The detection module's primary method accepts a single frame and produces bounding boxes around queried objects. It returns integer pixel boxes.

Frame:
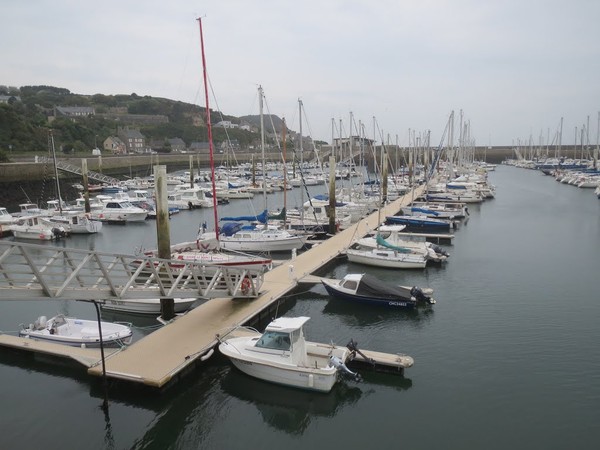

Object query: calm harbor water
[1,165,599,450]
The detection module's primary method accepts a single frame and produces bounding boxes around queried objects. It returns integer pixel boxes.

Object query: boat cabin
[19,203,42,215]
[255,316,310,363]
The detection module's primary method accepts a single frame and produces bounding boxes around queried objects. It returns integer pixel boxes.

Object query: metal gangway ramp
[0,241,264,301]
[38,156,121,185]
[0,241,266,385]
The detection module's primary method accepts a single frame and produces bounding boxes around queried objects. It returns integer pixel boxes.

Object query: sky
[2,0,600,147]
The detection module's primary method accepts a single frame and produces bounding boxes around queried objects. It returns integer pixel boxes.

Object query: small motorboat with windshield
[219,316,363,392]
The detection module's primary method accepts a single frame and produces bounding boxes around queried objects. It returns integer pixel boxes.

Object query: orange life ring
[241,277,251,295]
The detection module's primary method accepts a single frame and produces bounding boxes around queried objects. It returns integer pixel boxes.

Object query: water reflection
[219,368,362,434]
[322,296,434,329]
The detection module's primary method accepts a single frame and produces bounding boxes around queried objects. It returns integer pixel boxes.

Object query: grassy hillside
[0,85,276,158]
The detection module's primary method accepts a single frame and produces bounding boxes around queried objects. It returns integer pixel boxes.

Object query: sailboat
[345,144,428,269]
[355,224,449,264]
[45,131,103,234]
[203,86,306,253]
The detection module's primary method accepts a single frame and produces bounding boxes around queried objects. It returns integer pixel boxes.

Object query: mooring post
[91,300,109,411]
[81,159,91,213]
[189,155,194,188]
[154,165,175,321]
[328,155,336,234]
[382,150,388,205]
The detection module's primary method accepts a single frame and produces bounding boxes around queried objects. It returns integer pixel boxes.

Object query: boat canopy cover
[228,182,241,189]
[312,194,347,207]
[355,274,412,300]
[375,234,412,253]
[220,222,243,236]
[410,207,440,216]
[268,208,286,221]
[221,209,268,223]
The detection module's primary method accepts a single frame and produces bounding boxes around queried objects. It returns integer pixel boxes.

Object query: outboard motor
[410,286,435,304]
[52,227,67,239]
[430,244,450,258]
[330,355,362,382]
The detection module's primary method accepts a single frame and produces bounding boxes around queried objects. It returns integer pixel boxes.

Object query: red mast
[197,17,220,240]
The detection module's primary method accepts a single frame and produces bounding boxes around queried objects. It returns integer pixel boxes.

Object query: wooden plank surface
[81,187,424,387]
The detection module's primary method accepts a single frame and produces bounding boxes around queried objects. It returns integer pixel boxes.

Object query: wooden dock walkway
[87,186,425,387]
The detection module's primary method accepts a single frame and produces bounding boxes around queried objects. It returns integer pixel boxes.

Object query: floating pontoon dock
[1,186,427,388]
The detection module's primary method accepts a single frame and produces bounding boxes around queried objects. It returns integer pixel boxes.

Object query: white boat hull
[346,248,427,269]
[19,315,132,347]
[219,334,346,393]
[220,235,306,252]
[101,297,197,314]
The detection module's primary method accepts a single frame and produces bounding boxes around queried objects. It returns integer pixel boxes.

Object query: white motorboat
[10,215,69,241]
[19,314,132,347]
[94,199,148,223]
[16,202,43,216]
[167,192,192,210]
[219,316,360,392]
[100,297,197,314]
[0,207,17,237]
[47,212,103,234]
[177,186,214,208]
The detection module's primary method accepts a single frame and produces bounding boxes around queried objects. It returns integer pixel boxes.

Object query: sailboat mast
[298,98,304,220]
[282,117,287,214]
[197,17,220,240]
[259,86,267,211]
[49,131,63,214]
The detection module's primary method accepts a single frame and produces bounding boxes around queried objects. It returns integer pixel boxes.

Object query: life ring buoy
[241,277,251,295]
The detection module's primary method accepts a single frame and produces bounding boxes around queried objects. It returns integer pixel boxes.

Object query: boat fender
[200,348,214,361]
[241,277,251,295]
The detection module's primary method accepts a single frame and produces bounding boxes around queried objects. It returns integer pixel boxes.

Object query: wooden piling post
[382,150,388,205]
[81,159,91,213]
[328,156,336,234]
[154,165,175,321]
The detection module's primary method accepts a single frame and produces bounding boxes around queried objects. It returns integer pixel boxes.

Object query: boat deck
[3,187,424,388]
[0,333,121,367]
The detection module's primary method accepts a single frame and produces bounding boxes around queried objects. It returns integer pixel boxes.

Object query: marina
[0,165,599,449]
[0,182,426,387]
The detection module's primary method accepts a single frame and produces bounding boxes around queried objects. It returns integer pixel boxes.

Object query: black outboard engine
[430,244,450,257]
[52,227,66,239]
[410,286,435,304]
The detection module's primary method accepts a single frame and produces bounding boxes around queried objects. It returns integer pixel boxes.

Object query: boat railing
[0,241,265,302]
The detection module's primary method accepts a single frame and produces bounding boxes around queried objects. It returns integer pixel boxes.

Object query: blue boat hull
[322,282,416,309]
[385,215,452,230]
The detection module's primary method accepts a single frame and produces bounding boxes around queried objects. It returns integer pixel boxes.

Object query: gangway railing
[0,241,265,301]
[38,156,121,185]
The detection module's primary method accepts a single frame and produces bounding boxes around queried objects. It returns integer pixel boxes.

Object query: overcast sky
[3,0,600,146]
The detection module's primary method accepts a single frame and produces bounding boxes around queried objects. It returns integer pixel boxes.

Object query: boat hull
[220,236,306,252]
[101,298,196,314]
[346,248,427,269]
[19,316,132,347]
[322,281,417,308]
[219,336,341,393]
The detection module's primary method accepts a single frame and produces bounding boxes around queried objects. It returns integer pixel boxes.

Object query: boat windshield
[255,330,291,351]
